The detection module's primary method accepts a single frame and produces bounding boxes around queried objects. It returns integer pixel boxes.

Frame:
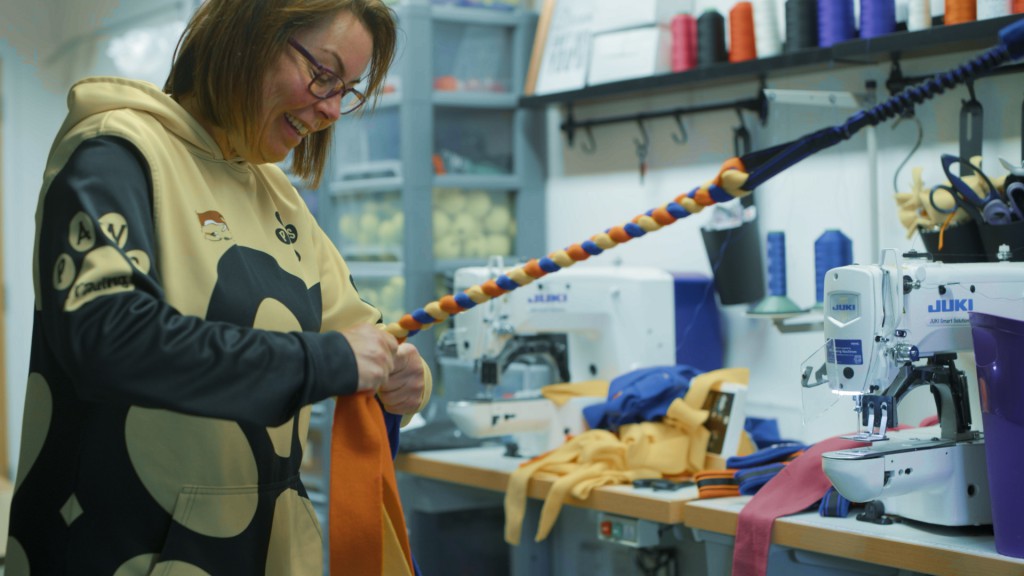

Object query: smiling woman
[174,10,375,167]
[165,0,396,188]
[7,1,431,576]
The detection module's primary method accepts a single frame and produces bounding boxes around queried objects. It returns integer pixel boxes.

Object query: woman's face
[230,10,373,164]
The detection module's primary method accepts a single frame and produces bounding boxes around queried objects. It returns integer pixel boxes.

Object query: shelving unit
[313,2,544,368]
[520,15,1024,109]
[297,3,544,573]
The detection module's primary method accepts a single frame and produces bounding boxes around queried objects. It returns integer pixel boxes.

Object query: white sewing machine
[817,250,1024,526]
[444,265,677,456]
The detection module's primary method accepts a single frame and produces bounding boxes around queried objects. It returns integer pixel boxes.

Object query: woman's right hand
[341,324,398,394]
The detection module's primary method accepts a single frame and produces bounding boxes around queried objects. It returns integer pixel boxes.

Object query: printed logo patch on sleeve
[64,246,135,312]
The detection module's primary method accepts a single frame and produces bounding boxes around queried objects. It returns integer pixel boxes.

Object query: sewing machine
[444,265,677,456]
[817,251,1024,526]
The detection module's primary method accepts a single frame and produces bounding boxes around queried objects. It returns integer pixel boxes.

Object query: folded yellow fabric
[504,429,661,545]
[663,367,749,473]
[620,421,691,476]
[505,430,601,544]
[540,380,610,407]
[504,367,753,545]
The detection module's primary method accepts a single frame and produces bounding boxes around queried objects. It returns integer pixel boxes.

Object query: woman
[7,1,429,574]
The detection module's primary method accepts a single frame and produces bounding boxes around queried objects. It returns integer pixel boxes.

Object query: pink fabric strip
[732,436,867,576]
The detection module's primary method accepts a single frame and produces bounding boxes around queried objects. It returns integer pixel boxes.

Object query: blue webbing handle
[740,17,1024,192]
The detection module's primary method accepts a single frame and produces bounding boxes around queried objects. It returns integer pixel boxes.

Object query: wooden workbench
[396,446,1024,576]
[684,496,1024,576]
[396,445,695,525]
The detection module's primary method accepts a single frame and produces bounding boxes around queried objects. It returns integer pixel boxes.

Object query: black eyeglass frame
[287,37,366,115]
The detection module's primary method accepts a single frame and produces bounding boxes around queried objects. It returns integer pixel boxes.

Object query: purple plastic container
[970,311,1024,558]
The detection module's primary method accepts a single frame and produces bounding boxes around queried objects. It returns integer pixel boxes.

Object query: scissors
[929,154,1013,226]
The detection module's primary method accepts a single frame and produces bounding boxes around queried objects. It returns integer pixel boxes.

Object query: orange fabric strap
[329,393,413,575]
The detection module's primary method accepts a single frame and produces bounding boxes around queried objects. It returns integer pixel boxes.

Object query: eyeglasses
[288,38,366,115]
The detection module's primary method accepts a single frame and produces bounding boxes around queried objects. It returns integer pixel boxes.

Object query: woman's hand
[341,324,398,394]
[378,343,425,414]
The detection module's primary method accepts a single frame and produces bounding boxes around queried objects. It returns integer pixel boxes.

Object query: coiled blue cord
[740,17,1024,191]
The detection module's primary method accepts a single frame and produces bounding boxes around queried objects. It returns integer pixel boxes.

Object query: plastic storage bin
[433,109,514,175]
[352,275,406,324]
[333,190,403,261]
[432,21,513,92]
[432,188,516,260]
[333,106,401,180]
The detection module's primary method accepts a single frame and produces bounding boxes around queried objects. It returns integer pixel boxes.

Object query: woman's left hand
[378,343,425,414]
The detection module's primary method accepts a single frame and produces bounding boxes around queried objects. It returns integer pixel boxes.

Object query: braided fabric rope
[384,157,751,341]
[381,22,1024,342]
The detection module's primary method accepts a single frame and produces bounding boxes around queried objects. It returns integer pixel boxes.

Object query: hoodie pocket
[150,483,322,576]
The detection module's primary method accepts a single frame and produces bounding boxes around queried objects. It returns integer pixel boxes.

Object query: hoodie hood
[52,76,224,162]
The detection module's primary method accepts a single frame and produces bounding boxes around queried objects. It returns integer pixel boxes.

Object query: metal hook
[733,108,751,157]
[634,119,650,184]
[735,107,747,130]
[580,126,597,154]
[634,119,650,153]
[671,113,688,144]
[965,78,978,103]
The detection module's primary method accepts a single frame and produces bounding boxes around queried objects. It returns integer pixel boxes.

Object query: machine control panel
[596,513,660,548]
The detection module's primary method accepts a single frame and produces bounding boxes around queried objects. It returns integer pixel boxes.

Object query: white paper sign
[529,0,594,96]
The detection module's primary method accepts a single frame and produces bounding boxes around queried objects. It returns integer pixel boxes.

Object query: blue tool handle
[999,16,1024,59]
[1006,181,1024,220]
[940,154,999,205]
[983,200,1013,226]
[930,184,986,225]
[940,154,1015,225]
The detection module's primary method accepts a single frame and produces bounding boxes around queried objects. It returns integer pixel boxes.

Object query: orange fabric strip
[329,395,414,575]
[381,453,414,572]
[330,393,384,575]
[698,485,741,499]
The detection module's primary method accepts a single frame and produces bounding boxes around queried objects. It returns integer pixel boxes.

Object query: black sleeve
[38,136,357,426]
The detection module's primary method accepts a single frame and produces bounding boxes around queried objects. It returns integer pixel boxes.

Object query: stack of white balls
[353,275,406,325]
[336,193,404,260]
[432,188,515,260]
[333,188,516,323]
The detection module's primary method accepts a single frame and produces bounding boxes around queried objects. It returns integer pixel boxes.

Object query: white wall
[545,50,1022,444]
[1,0,189,478]
[1,38,68,482]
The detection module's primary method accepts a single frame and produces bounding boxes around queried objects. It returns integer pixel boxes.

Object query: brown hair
[164,0,397,189]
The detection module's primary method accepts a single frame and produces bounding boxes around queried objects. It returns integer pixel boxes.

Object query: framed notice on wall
[524,0,595,96]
